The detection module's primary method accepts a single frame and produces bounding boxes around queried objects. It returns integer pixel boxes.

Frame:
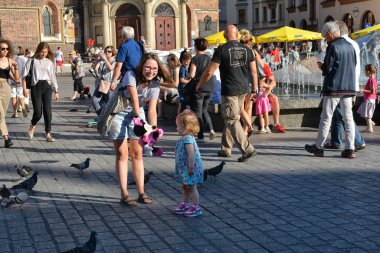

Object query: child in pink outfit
[358,64,377,133]
[255,82,271,134]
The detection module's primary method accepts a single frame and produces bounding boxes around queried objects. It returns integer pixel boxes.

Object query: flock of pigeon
[0,158,92,209]
[0,165,37,209]
[0,157,225,252]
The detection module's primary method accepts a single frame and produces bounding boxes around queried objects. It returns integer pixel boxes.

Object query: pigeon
[11,171,39,190]
[70,158,91,173]
[61,231,97,253]
[15,165,33,178]
[0,184,11,200]
[203,161,225,181]
[129,171,154,185]
[69,107,79,112]
[4,192,29,208]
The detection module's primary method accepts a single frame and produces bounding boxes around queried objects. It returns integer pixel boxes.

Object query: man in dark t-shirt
[196,24,258,162]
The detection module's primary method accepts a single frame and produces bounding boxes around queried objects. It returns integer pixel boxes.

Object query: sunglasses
[1,48,9,51]
[106,50,112,53]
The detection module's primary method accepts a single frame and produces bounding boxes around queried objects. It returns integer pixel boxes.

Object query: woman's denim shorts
[108,107,146,140]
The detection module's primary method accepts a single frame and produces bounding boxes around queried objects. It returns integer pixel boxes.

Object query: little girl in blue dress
[174,110,204,217]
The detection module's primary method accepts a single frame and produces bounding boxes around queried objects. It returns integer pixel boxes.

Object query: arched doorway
[289,20,296,28]
[115,3,141,47]
[362,10,375,29]
[155,3,176,51]
[342,13,354,34]
[300,19,307,30]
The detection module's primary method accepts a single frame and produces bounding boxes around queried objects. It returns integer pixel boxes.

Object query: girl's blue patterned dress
[175,135,204,185]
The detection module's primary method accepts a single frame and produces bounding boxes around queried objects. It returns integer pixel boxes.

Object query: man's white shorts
[10,84,24,98]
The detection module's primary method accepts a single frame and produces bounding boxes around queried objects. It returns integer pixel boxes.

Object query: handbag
[25,58,34,89]
[98,63,111,94]
[97,84,130,136]
[98,80,110,94]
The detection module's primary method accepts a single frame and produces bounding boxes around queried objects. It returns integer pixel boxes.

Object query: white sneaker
[265,127,272,133]
[209,131,216,140]
[259,128,267,134]
[371,120,376,127]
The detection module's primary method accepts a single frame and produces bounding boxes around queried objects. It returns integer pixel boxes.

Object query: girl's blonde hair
[167,53,181,68]
[177,109,200,135]
[365,64,377,74]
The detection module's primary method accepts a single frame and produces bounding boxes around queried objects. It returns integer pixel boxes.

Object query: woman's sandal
[120,195,137,207]
[28,126,35,140]
[12,114,19,118]
[137,194,152,204]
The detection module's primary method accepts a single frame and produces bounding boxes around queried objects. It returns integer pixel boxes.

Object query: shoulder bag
[98,64,110,94]
[97,84,130,136]
[25,59,34,89]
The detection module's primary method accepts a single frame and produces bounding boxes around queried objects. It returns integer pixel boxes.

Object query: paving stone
[0,75,380,252]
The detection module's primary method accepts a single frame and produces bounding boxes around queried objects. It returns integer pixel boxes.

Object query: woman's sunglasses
[1,48,9,51]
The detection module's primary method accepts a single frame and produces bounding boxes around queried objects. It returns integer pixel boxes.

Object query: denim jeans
[331,105,365,147]
[190,91,214,139]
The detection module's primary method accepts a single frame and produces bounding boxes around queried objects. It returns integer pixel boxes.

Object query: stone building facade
[0,0,219,60]
[285,0,379,34]
[219,0,379,36]
[88,0,219,51]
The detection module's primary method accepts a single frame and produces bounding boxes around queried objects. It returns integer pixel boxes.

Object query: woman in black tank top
[0,38,20,148]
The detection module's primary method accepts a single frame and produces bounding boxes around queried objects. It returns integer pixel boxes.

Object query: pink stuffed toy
[132,117,164,156]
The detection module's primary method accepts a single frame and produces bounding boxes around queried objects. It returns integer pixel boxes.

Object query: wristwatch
[252,89,258,94]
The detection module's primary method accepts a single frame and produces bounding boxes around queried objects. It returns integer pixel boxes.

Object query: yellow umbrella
[351,23,380,39]
[256,26,322,43]
[204,31,255,45]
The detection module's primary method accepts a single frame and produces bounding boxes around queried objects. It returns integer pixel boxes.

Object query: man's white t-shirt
[55,51,63,61]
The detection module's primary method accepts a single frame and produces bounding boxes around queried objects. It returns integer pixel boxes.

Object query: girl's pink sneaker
[173,202,190,214]
[183,204,203,217]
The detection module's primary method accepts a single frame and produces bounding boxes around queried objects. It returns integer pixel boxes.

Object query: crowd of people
[0,21,377,217]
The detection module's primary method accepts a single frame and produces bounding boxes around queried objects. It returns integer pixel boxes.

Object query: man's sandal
[120,195,137,207]
[137,194,152,204]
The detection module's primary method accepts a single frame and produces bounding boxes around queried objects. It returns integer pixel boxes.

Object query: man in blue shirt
[110,26,143,89]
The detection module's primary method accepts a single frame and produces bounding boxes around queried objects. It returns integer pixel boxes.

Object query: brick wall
[188,0,220,34]
[0,0,74,62]
[0,8,40,50]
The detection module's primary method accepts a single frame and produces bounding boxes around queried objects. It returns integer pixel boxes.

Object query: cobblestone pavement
[1,75,379,253]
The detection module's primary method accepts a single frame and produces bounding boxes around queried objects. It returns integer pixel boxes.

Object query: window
[343,13,354,34]
[309,0,316,20]
[289,0,295,7]
[263,7,267,22]
[300,0,307,6]
[238,9,246,24]
[300,19,307,30]
[362,10,375,29]
[271,8,276,21]
[43,7,52,36]
[289,20,296,27]
[279,4,283,20]
[155,3,175,16]
[255,8,259,23]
